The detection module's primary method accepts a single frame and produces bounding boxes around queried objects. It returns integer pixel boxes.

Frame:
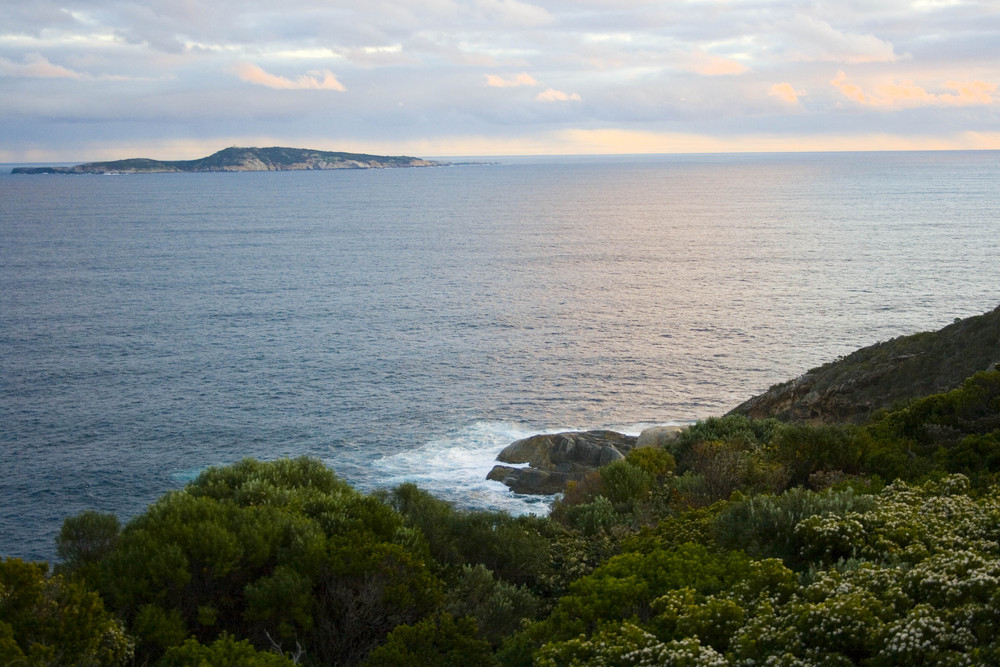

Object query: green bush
[82,457,441,665]
[626,447,677,479]
[766,423,869,487]
[0,557,132,665]
[533,543,752,642]
[443,564,541,647]
[385,483,552,588]
[713,486,875,565]
[601,460,655,506]
[671,415,782,471]
[157,633,297,666]
[562,496,620,536]
[56,510,121,579]
[362,613,496,667]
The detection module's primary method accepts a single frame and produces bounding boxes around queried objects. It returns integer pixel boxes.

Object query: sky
[2,0,999,161]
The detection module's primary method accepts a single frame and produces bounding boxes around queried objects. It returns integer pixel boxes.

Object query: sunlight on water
[2,152,999,560]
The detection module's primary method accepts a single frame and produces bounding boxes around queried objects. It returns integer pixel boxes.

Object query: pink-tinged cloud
[832,71,996,108]
[687,51,749,77]
[536,88,581,102]
[485,72,538,87]
[769,82,805,103]
[0,54,85,79]
[233,62,346,91]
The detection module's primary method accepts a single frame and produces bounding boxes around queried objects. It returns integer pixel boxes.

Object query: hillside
[11,146,444,174]
[728,304,1000,424]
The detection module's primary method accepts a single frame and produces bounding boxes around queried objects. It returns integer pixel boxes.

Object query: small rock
[636,425,685,449]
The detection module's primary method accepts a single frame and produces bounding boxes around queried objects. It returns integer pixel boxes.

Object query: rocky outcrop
[728,304,1000,424]
[487,429,655,495]
[636,425,684,449]
[12,146,445,174]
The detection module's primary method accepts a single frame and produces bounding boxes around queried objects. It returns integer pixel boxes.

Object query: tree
[0,557,132,665]
[79,457,441,665]
[157,633,298,667]
[362,614,496,667]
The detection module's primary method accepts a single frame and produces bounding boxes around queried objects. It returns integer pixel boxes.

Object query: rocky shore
[489,304,1000,496]
[487,425,684,495]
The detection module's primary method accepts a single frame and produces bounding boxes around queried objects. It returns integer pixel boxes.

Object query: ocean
[2,151,999,561]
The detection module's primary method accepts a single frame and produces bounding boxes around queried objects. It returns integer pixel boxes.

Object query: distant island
[10,146,446,174]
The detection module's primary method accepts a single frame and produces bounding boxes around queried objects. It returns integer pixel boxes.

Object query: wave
[362,419,692,516]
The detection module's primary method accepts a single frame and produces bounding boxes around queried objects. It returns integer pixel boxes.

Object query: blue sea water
[2,151,999,562]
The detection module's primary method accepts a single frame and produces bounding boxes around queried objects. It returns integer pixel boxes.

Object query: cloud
[485,72,538,87]
[831,71,996,108]
[769,82,805,104]
[0,53,85,79]
[686,51,749,77]
[233,63,346,91]
[787,15,900,64]
[475,0,553,27]
[536,88,581,102]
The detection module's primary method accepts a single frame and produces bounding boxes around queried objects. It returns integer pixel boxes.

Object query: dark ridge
[727,304,1000,424]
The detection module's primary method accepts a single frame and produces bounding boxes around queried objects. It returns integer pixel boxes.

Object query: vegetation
[5,370,1000,665]
[12,146,441,174]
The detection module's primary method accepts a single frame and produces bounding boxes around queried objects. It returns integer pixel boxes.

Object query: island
[10,146,446,174]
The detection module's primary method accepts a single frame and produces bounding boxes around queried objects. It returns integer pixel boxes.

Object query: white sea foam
[364,420,693,516]
[366,421,546,515]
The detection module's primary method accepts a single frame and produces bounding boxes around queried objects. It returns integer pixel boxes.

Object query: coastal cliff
[11,146,444,174]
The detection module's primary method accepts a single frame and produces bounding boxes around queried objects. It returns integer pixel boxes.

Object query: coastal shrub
[0,557,132,665]
[157,633,297,666]
[385,483,552,588]
[536,622,728,667]
[621,503,725,555]
[541,530,622,597]
[361,613,496,667]
[562,495,621,536]
[863,370,1000,482]
[648,588,745,652]
[713,486,875,565]
[85,457,442,665]
[557,470,604,509]
[56,510,121,579]
[766,423,868,487]
[626,446,677,479]
[943,431,1000,477]
[687,440,752,501]
[671,415,781,471]
[601,460,655,507]
[534,543,753,642]
[443,564,541,647]
[552,461,658,531]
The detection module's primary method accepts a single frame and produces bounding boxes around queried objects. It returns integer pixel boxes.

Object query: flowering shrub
[536,623,727,667]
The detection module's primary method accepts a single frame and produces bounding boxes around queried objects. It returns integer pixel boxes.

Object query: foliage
[55,511,120,579]
[713,486,876,565]
[531,543,753,643]
[536,622,727,667]
[601,460,656,507]
[19,368,1000,667]
[765,424,869,487]
[670,415,782,470]
[864,370,1000,482]
[442,564,541,647]
[626,446,677,478]
[71,457,441,665]
[0,557,132,666]
[361,613,496,667]
[383,483,552,589]
[157,633,298,666]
